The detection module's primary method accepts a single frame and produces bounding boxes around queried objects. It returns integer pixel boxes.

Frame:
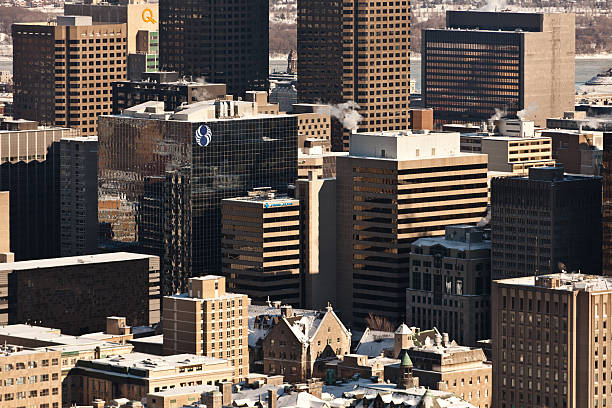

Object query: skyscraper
[336,131,488,325]
[602,133,612,276]
[98,99,297,295]
[298,1,411,151]
[492,273,612,408]
[491,167,601,280]
[422,11,575,126]
[12,16,127,137]
[159,0,269,97]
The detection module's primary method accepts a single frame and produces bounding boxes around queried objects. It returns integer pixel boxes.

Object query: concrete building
[297,1,411,151]
[163,276,249,382]
[127,29,159,80]
[253,304,351,382]
[0,119,79,261]
[336,131,488,325]
[64,0,158,54]
[407,226,491,346]
[59,136,98,256]
[423,11,575,126]
[159,0,268,97]
[222,190,300,306]
[491,167,602,279]
[604,133,612,276]
[293,104,332,150]
[297,142,345,180]
[0,252,160,333]
[112,72,227,113]
[410,108,434,131]
[296,174,337,310]
[0,191,14,262]
[99,98,298,295]
[407,337,492,408]
[0,344,62,408]
[12,17,127,137]
[540,128,603,175]
[71,352,234,404]
[492,273,612,407]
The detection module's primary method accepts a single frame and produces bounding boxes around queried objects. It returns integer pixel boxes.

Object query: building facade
[98,99,297,295]
[540,128,603,176]
[0,191,12,262]
[162,276,249,382]
[221,190,300,306]
[422,11,575,126]
[0,119,79,261]
[297,1,411,151]
[492,273,612,408]
[407,225,491,346]
[0,345,62,408]
[336,131,488,325]
[604,133,612,275]
[159,0,268,97]
[59,136,98,256]
[0,252,160,334]
[491,167,602,279]
[12,17,127,137]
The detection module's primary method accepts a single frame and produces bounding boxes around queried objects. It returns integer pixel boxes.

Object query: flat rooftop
[88,352,228,371]
[411,236,490,251]
[497,273,612,292]
[0,252,156,272]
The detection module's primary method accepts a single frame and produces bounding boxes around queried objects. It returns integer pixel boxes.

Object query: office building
[221,189,300,306]
[159,0,268,97]
[71,352,234,404]
[540,128,603,175]
[491,167,602,279]
[0,119,79,261]
[98,99,297,295]
[298,143,346,180]
[163,276,249,381]
[407,225,491,346]
[0,252,160,334]
[64,0,158,54]
[60,136,98,256]
[603,133,612,276]
[492,273,612,408]
[422,11,575,126]
[112,72,227,113]
[0,191,14,262]
[0,345,62,408]
[546,110,612,133]
[12,17,127,137]
[336,131,488,325]
[127,29,159,80]
[296,174,337,309]
[407,336,492,408]
[250,304,351,382]
[297,1,411,151]
[293,104,332,150]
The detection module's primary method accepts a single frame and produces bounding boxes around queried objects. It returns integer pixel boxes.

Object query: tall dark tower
[159,0,269,97]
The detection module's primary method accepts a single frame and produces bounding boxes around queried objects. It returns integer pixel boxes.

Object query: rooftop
[147,384,218,397]
[498,273,612,293]
[87,352,228,371]
[0,252,156,272]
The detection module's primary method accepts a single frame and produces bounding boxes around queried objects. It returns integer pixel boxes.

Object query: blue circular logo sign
[195,125,212,147]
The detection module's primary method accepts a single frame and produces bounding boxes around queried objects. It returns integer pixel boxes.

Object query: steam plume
[317,101,364,131]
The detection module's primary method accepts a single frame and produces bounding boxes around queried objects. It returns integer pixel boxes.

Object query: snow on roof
[355,328,394,358]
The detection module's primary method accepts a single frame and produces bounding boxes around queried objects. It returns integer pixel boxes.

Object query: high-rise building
[422,11,575,126]
[0,191,14,262]
[296,173,337,309]
[297,1,411,151]
[336,131,488,325]
[127,29,159,80]
[491,167,602,279]
[603,133,612,275]
[492,273,612,408]
[407,225,491,346]
[59,136,98,257]
[98,99,297,295]
[0,118,79,261]
[540,128,603,176]
[0,252,160,333]
[159,0,268,97]
[163,276,249,381]
[12,16,127,137]
[221,189,300,306]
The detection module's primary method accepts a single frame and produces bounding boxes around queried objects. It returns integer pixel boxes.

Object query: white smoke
[517,102,538,120]
[317,101,364,131]
[488,107,507,124]
[480,0,508,11]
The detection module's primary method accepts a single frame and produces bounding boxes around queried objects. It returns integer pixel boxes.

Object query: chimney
[435,333,442,347]
[220,381,232,406]
[442,333,449,347]
[268,389,277,408]
[92,400,105,408]
[205,391,223,408]
[280,305,293,318]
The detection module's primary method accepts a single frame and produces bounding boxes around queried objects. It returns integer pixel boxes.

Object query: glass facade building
[98,109,297,295]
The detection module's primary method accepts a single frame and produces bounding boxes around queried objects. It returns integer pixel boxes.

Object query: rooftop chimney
[268,389,278,408]
[280,305,294,318]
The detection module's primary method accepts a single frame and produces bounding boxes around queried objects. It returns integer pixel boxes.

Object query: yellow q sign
[142,8,156,24]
